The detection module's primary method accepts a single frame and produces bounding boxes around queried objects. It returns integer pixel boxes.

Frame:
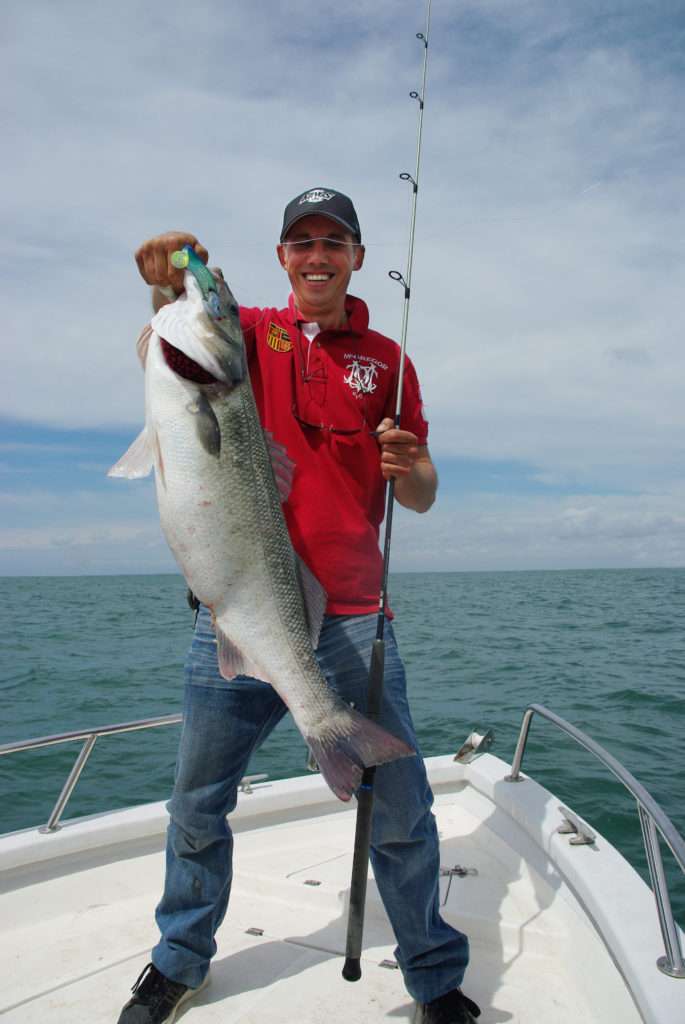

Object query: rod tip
[342,957,362,982]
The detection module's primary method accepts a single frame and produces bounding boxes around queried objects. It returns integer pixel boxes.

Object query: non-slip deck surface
[0,782,642,1023]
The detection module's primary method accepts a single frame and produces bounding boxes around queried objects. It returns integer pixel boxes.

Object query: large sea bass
[109,247,413,800]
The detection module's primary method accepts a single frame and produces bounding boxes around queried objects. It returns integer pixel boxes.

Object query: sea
[1,568,683,927]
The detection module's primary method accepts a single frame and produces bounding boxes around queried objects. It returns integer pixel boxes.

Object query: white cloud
[0,510,173,576]
[393,488,685,572]
[2,1,684,573]
[1,522,162,552]
[3,481,683,577]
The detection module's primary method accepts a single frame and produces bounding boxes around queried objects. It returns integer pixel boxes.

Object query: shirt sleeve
[239,306,265,359]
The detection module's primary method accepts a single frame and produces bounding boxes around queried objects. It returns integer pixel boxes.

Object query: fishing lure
[171,245,238,340]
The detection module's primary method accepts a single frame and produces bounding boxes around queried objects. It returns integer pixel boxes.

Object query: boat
[0,703,683,1023]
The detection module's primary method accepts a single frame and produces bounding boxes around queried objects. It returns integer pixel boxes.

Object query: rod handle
[343,772,376,981]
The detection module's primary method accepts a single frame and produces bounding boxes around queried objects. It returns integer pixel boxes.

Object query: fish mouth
[160,338,219,384]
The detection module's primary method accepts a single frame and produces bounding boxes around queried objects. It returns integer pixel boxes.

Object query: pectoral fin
[189,392,221,457]
[107,426,154,479]
[136,324,153,368]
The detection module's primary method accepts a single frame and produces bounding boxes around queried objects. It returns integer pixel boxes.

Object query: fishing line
[343,0,433,984]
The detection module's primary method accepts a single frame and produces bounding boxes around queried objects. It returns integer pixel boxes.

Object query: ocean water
[0,569,683,927]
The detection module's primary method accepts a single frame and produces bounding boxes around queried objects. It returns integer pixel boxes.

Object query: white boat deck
[1,755,683,1023]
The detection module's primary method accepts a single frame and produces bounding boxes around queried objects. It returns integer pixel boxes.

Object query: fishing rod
[343,0,433,984]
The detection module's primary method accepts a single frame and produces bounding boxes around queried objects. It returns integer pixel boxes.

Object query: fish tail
[306,709,414,803]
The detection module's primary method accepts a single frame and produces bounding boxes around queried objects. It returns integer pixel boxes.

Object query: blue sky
[3,0,685,575]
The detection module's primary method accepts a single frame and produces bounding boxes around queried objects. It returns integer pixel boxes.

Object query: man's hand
[375,418,438,513]
[135,231,209,295]
[375,418,419,480]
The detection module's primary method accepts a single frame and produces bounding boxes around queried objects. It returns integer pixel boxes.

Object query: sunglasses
[282,236,362,253]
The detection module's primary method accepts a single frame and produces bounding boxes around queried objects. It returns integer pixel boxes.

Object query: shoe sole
[165,972,210,1024]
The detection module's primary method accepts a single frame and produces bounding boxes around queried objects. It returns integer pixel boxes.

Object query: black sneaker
[414,987,482,1024]
[117,963,208,1023]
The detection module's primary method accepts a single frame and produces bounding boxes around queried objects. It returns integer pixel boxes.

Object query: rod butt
[342,957,362,982]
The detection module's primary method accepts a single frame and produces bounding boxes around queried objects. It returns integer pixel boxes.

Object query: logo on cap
[299,189,335,205]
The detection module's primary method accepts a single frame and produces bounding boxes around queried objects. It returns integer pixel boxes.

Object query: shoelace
[131,963,155,994]
[130,963,186,1008]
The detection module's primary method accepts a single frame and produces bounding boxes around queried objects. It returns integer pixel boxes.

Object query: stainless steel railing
[3,703,683,979]
[0,713,182,833]
[506,703,685,980]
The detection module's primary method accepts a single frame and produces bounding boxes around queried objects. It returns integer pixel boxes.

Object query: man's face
[277,213,365,317]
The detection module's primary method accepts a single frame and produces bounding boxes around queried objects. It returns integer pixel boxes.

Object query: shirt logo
[344,358,379,396]
[299,189,335,205]
[266,323,293,353]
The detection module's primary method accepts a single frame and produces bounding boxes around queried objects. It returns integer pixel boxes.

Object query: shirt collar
[285,293,369,335]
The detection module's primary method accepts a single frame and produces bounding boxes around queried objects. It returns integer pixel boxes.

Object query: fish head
[150,269,246,388]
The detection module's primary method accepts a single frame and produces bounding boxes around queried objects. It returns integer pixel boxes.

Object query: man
[119,188,479,1024]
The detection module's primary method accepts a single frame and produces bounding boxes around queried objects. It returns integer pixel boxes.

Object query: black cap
[280,187,362,243]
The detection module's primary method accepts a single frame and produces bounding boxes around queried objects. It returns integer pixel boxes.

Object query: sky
[2,0,685,576]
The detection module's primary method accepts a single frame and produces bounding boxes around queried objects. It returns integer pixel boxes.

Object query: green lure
[171,246,217,302]
[171,245,234,327]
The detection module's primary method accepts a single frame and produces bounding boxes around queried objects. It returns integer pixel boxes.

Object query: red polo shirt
[239,294,429,615]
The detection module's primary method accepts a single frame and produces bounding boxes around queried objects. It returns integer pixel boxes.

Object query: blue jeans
[152,607,469,1002]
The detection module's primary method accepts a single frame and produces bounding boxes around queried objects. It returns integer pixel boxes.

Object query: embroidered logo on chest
[343,354,387,396]
[266,323,293,353]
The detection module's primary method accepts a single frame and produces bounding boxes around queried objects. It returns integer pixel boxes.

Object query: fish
[109,247,414,801]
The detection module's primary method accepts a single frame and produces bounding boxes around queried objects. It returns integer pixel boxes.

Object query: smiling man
[278,210,362,327]
[120,188,479,1024]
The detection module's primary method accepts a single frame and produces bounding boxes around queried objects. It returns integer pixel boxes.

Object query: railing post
[638,806,685,978]
[39,734,98,834]
[505,707,535,782]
